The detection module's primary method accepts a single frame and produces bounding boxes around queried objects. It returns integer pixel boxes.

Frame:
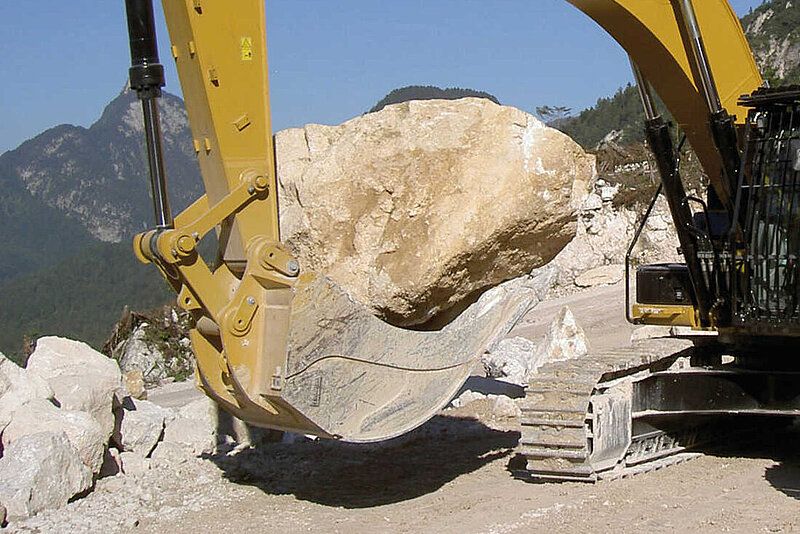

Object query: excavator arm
[124,0,763,441]
[567,0,762,208]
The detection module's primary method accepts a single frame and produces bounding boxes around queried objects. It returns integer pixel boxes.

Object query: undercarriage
[517,335,800,482]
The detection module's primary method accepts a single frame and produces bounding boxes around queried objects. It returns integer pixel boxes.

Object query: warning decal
[240,37,253,61]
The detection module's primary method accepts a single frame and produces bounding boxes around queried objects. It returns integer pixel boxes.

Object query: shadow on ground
[685,418,800,500]
[208,414,519,508]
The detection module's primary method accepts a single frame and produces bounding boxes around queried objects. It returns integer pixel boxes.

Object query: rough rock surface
[0,352,54,432]
[3,399,107,475]
[574,264,623,288]
[531,186,681,297]
[26,337,123,439]
[483,306,588,385]
[0,432,92,519]
[157,397,217,457]
[481,336,538,386]
[276,97,595,326]
[114,397,171,458]
[115,324,168,385]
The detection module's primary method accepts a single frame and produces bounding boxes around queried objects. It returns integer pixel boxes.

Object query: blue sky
[0,0,763,154]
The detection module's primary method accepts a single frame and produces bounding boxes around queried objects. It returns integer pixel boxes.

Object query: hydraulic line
[125,0,173,230]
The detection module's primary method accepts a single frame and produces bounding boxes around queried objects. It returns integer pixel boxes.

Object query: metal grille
[731,102,800,327]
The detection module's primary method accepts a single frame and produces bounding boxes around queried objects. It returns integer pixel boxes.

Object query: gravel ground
[6,282,800,533]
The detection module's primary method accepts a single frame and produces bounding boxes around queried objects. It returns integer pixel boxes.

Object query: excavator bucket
[192,273,536,442]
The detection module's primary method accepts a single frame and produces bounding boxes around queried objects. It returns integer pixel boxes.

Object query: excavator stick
[124,0,536,442]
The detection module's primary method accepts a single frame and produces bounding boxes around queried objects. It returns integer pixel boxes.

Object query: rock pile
[275,97,595,327]
[103,305,194,387]
[482,305,589,386]
[0,338,240,525]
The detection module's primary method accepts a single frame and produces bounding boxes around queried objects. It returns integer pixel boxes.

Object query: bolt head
[247,296,256,306]
[287,260,300,275]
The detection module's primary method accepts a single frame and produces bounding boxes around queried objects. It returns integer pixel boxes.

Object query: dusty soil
[8,282,800,533]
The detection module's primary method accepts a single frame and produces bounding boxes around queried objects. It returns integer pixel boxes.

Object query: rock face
[276,98,595,326]
[26,337,123,439]
[0,432,92,519]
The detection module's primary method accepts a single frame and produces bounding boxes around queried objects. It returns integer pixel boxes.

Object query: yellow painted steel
[566,0,762,207]
[631,303,699,327]
[161,0,279,267]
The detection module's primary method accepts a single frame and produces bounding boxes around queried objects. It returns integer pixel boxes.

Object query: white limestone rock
[2,399,107,475]
[0,352,54,432]
[481,336,538,386]
[276,98,595,327]
[533,306,589,365]
[0,432,92,519]
[118,451,151,476]
[574,264,623,288]
[483,306,588,386]
[116,324,168,386]
[490,395,522,418]
[114,397,170,458]
[26,337,123,440]
[159,397,217,456]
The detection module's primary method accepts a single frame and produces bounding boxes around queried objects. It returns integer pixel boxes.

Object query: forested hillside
[369,85,500,113]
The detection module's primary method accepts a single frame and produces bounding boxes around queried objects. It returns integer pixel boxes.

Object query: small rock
[0,432,92,519]
[0,502,6,527]
[450,389,487,408]
[161,416,216,456]
[532,306,589,366]
[482,336,538,386]
[123,369,147,400]
[582,192,603,211]
[115,397,170,457]
[490,395,522,418]
[119,451,151,476]
[26,337,123,440]
[600,184,620,202]
[574,264,623,288]
[3,399,107,475]
[150,441,189,468]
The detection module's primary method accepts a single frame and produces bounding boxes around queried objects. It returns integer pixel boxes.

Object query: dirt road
[130,282,799,534]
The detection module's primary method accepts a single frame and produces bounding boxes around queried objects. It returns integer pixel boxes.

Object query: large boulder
[26,337,123,439]
[0,352,54,432]
[0,432,92,519]
[3,399,107,475]
[276,97,595,326]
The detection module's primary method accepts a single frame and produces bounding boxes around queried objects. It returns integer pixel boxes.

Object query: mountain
[0,88,203,244]
[558,0,800,150]
[741,0,800,85]
[0,88,202,361]
[369,85,500,113]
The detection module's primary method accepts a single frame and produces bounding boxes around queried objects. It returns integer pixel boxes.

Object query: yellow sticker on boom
[240,37,253,61]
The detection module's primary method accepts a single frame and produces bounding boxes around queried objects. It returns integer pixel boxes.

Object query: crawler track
[516,344,698,482]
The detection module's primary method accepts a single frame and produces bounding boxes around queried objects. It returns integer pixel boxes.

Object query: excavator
[123,0,800,481]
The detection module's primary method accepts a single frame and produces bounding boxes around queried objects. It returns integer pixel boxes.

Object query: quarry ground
[11,283,800,533]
